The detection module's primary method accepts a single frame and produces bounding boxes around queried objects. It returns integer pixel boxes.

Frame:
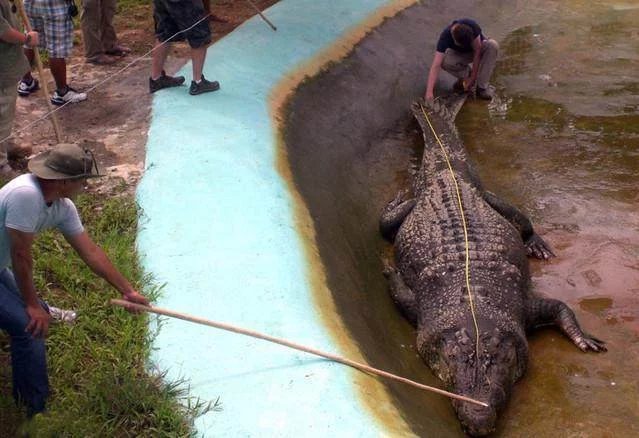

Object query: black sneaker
[149,71,185,93]
[189,75,220,95]
[476,87,494,100]
[17,78,39,97]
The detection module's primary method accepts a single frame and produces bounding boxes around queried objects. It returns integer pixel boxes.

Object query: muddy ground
[0,0,278,431]
[9,0,279,193]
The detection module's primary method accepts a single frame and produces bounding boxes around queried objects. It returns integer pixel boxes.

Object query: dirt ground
[1,1,279,432]
[9,0,279,194]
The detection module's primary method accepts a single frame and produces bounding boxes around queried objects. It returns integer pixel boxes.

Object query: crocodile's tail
[410,96,473,194]
[411,97,468,159]
[411,94,467,130]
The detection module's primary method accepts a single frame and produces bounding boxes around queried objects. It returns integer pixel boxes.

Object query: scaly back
[410,98,483,196]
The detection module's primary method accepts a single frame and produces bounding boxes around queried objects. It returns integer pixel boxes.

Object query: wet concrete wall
[282,1,517,435]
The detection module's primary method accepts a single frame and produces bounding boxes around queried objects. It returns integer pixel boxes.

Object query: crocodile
[379,97,606,436]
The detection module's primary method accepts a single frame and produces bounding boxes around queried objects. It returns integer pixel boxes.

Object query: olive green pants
[442,39,499,89]
[0,85,17,167]
[80,0,118,59]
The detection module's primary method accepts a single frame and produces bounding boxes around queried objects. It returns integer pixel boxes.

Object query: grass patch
[116,0,150,13]
[0,187,217,437]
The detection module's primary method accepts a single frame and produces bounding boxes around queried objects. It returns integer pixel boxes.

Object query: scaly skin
[380,97,605,436]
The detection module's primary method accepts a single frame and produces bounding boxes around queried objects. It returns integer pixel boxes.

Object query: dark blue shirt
[436,18,484,53]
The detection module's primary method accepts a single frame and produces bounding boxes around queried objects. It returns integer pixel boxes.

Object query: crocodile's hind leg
[380,190,416,241]
[383,261,417,327]
[526,298,606,352]
[482,191,555,260]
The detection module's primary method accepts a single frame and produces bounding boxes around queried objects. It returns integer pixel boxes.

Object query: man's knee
[482,38,499,53]
[2,310,30,336]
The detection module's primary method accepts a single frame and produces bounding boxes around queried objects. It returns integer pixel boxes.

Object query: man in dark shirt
[425,18,499,100]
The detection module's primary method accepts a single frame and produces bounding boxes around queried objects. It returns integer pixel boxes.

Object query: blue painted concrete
[138,1,404,435]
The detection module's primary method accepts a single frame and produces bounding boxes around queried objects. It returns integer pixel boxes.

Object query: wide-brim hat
[28,143,104,180]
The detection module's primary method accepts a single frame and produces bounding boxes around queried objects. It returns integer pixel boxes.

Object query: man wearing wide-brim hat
[0,143,148,417]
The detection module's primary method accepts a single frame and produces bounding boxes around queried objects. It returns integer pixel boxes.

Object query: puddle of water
[285,0,639,434]
[455,0,639,434]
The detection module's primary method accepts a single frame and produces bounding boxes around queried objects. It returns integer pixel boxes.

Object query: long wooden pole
[14,0,63,143]
[110,299,488,408]
[244,0,277,31]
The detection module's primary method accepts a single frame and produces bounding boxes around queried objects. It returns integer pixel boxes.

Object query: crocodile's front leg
[383,261,417,326]
[380,190,416,241]
[483,191,555,260]
[526,298,606,352]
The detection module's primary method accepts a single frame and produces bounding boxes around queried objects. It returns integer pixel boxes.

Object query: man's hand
[121,290,150,313]
[25,304,50,338]
[463,75,476,92]
[123,290,149,305]
[25,31,39,48]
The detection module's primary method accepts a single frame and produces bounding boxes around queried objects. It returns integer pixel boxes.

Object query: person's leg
[101,0,128,55]
[188,44,219,95]
[476,39,499,90]
[49,58,67,91]
[0,86,17,168]
[441,48,473,79]
[0,269,49,416]
[191,46,206,82]
[80,0,105,59]
[22,50,35,83]
[177,0,219,94]
[148,0,189,92]
[18,13,44,94]
[151,41,171,80]
[46,13,87,104]
[43,11,72,91]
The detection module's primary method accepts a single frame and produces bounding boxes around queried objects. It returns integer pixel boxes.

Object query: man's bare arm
[425,51,445,100]
[0,28,39,47]
[65,231,148,305]
[466,36,482,89]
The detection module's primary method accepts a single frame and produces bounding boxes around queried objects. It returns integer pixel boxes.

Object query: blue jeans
[0,268,49,416]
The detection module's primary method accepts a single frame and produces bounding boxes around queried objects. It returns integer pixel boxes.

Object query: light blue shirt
[0,174,83,269]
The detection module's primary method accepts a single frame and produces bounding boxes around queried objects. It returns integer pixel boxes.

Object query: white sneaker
[48,306,77,324]
[17,78,39,96]
[51,86,87,106]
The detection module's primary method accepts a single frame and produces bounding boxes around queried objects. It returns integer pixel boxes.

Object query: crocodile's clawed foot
[575,333,607,352]
[389,189,410,208]
[525,233,555,260]
[382,259,396,278]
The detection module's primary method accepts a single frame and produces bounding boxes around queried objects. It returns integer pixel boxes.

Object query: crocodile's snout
[455,402,497,437]
[437,329,521,435]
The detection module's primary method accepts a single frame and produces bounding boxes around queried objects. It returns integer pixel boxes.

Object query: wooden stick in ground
[110,298,489,408]
[14,0,62,143]
[243,0,277,31]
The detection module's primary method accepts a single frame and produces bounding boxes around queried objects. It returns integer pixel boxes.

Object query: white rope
[0,12,211,146]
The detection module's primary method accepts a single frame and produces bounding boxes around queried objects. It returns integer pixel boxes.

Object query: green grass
[0,188,218,437]
[116,0,150,14]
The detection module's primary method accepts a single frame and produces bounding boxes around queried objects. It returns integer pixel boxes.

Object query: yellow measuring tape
[419,103,481,360]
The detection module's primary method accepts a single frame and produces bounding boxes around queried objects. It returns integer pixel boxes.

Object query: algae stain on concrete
[270,1,419,435]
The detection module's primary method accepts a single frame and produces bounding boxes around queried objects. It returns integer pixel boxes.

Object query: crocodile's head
[430,327,526,436]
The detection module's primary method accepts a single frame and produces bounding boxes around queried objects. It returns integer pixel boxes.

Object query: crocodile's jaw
[427,328,526,436]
